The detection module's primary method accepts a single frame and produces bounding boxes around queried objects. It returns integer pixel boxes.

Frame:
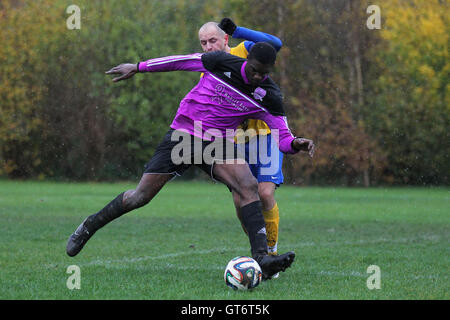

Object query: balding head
[198,21,229,53]
[199,22,226,37]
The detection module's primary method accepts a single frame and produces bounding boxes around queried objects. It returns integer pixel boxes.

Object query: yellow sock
[263,202,280,255]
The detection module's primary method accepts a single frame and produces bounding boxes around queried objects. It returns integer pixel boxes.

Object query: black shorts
[144,128,245,179]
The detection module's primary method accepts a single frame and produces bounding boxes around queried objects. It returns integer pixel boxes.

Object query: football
[224,256,262,290]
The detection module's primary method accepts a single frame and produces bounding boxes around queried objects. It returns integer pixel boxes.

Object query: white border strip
[145,54,202,67]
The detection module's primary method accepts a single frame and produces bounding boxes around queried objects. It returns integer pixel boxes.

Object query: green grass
[0,180,448,299]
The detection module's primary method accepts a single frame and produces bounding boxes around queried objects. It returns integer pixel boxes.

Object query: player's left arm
[105,53,207,82]
[219,18,283,52]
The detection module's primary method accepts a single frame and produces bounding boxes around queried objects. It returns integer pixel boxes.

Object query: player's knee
[124,189,151,209]
[258,185,274,203]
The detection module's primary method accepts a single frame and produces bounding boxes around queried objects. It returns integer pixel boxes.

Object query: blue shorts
[243,133,284,186]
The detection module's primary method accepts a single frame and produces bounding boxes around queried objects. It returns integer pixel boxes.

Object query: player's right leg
[253,133,284,256]
[66,173,172,257]
[212,161,295,280]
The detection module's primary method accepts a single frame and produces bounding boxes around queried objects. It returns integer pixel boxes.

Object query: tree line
[0,0,448,185]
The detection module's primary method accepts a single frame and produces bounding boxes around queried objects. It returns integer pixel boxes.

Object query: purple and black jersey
[138,51,298,154]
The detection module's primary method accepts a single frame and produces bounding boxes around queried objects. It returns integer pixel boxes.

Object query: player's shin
[263,202,279,255]
[239,200,268,259]
[84,192,128,233]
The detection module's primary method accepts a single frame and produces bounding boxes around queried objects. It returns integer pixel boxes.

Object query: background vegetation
[0,0,448,185]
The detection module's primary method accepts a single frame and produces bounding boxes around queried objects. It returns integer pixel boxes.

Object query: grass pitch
[0,180,448,300]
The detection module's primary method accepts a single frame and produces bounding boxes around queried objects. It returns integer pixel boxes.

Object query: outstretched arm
[105,53,207,82]
[219,18,283,51]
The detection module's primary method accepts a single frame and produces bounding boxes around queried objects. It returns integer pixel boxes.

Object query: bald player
[198,19,285,257]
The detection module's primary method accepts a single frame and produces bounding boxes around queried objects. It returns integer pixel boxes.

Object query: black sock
[240,201,268,259]
[84,192,128,233]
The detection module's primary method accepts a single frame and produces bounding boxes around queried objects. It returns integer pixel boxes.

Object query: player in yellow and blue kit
[198,18,284,257]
